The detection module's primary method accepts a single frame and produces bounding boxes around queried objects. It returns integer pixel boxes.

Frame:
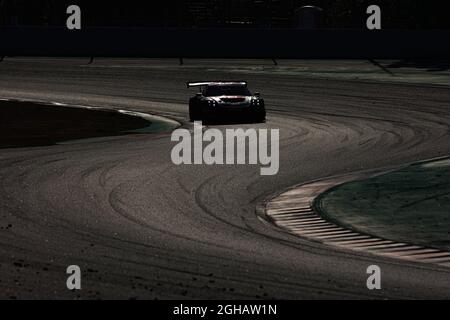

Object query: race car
[187,81,266,123]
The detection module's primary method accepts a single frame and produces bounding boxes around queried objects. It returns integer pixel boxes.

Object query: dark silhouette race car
[187,81,266,123]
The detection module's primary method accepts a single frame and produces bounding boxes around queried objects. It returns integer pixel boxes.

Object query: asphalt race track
[0,58,449,299]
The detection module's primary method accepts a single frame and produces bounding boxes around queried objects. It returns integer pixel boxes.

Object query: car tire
[189,111,202,122]
[189,102,202,122]
[255,111,266,123]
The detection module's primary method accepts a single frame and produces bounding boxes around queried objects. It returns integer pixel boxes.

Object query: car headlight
[251,99,261,106]
[207,100,217,107]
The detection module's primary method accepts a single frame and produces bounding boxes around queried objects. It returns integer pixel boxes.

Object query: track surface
[0,59,449,299]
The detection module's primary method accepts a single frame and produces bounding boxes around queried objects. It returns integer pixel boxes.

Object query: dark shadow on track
[0,101,153,148]
[387,59,450,72]
[199,117,266,126]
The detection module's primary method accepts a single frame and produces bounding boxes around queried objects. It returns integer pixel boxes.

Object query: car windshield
[203,85,252,97]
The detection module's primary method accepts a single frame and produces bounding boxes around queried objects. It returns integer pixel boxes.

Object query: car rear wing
[186,81,247,89]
